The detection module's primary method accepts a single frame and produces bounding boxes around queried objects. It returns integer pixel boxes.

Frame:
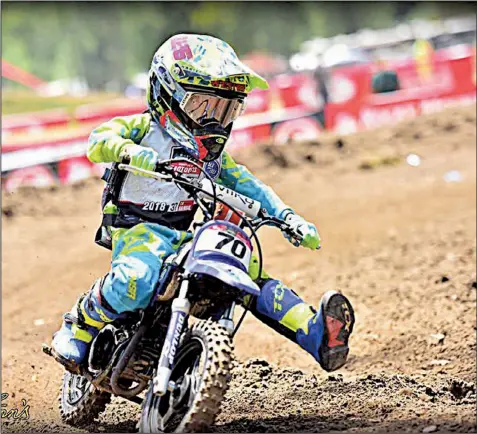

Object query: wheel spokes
[68,375,89,404]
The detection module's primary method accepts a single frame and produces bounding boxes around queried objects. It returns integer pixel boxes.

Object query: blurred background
[1,1,476,189]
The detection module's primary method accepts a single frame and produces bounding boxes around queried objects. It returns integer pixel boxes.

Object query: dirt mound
[235,105,476,178]
[2,178,104,219]
[214,359,476,433]
[2,105,476,433]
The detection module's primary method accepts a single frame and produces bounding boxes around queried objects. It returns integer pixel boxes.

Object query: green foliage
[2,1,474,90]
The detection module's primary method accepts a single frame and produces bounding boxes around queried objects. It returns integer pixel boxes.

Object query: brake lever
[291,228,322,251]
[285,227,304,245]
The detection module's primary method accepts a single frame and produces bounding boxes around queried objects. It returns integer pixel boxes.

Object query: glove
[122,144,160,175]
[283,212,321,250]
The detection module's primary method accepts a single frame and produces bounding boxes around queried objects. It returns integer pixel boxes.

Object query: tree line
[2,1,475,90]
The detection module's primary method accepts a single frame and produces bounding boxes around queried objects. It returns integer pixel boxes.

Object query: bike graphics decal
[215,184,257,211]
[159,310,187,369]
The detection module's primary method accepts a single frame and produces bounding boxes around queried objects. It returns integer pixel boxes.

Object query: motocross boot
[251,279,355,372]
[51,278,120,372]
[310,289,355,372]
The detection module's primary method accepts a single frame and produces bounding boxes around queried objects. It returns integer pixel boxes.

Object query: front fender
[185,258,260,296]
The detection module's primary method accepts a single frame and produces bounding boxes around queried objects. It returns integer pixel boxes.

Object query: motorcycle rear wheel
[138,320,234,433]
[59,371,111,426]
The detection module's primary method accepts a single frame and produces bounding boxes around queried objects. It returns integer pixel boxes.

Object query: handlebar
[116,162,304,244]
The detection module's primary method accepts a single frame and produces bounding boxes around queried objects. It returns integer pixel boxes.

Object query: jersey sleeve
[218,152,293,218]
[87,113,152,163]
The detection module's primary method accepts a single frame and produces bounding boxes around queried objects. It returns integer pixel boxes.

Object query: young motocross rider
[51,34,355,374]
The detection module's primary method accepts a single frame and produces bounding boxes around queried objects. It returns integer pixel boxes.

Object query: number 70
[215,231,247,259]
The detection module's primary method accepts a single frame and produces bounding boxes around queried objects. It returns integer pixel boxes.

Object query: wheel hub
[68,375,89,405]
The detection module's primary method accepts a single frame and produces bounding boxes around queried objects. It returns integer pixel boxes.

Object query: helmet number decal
[171,36,193,61]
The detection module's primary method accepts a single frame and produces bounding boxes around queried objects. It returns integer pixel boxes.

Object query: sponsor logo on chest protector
[204,159,221,178]
[170,146,220,180]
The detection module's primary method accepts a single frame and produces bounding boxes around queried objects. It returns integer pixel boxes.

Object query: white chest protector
[117,122,222,225]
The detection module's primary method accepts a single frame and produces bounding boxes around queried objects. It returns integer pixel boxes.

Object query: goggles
[179,92,245,128]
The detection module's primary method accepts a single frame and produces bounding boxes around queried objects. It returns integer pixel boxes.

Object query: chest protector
[111,121,222,230]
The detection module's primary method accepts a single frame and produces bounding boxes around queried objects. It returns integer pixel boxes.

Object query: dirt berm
[2,106,476,433]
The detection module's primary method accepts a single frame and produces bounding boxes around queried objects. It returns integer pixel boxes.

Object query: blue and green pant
[98,222,325,363]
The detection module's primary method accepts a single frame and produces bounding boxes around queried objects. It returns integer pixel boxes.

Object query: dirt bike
[42,159,306,432]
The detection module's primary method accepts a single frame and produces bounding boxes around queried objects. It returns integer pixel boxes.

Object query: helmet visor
[180,92,245,128]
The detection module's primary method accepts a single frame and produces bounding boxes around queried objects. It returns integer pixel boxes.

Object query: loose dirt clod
[449,379,475,400]
[429,333,446,345]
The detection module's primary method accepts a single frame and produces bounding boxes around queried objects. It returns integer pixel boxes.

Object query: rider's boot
[250,279,355,372]
[51,278,120,371]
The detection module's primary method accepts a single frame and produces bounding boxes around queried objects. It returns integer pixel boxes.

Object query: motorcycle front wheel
[138,320,234,433]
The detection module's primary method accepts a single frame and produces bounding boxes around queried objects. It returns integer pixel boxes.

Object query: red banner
[325,48,476,133]
[4,165,57,192]
[272,117,322,145]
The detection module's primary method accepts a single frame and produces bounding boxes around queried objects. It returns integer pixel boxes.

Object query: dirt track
[2,106,476,433]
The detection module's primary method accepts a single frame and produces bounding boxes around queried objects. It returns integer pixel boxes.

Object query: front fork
[152,278,237,396]
[153,277,191,396]
[219,302,236,334]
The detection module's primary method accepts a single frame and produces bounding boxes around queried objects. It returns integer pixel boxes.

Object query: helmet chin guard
[192,121,230,162]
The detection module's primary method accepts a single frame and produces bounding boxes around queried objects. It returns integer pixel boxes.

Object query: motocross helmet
[147,34,269,162]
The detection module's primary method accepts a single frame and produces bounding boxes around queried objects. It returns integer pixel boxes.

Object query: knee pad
[102,257,160,314]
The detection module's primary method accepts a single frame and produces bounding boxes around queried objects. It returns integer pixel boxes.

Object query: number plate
[194,223,252,270]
